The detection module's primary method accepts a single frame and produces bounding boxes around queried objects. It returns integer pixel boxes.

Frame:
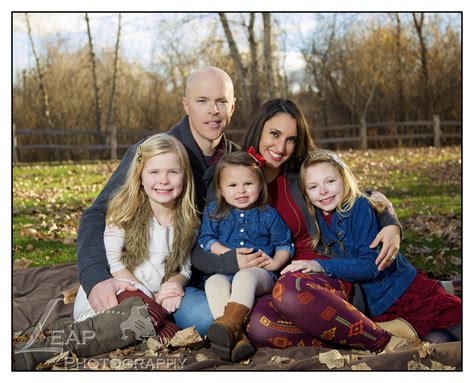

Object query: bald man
[76,67,265,335]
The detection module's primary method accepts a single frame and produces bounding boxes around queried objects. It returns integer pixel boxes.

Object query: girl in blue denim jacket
[283,149,460,343]
[200,150,294,362]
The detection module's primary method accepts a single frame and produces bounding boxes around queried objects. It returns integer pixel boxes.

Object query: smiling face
[219,165,261,210]
[303,162,345,215]
[258,113,298,174]
[182,68,235,154]
[141,151,184,209]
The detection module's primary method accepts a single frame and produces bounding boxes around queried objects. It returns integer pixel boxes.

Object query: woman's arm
[368,191,402,270]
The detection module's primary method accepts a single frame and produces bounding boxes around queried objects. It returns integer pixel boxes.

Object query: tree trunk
[85,13,102,135]
[247,13,260,115]
[106,13,121,160]
[218,13,250,115]
[262,13,275,98]
[24,13,53,129]
[412,13,432,119]
[393,13,407,121]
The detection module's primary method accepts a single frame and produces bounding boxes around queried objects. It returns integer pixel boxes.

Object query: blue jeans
[172,286,213,337]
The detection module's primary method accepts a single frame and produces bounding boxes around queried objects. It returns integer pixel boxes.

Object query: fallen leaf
[268,355,296,365]
[319,349,345,369]
[407,360,430,370]
[195,353,211,362]
[169,326,203,347]
[37,351,71,370]
[430,360,456,370]
[63,236,76,245]
[418,342,435,358]
[13,258,33,270]
[351,362,372,370]
[147,337,163,352]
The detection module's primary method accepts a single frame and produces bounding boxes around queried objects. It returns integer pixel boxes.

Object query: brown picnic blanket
[13,263,462,371]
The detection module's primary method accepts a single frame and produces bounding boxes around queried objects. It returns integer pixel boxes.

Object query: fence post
[360,117,367,150]
[433,115,441,147]
[110,124,117,160]
[13,123,18,164]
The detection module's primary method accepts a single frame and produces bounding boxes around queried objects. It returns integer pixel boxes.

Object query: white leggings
[205,268,275,319]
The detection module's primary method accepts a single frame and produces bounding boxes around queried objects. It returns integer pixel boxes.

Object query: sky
[12,12,318,84]
[4,0,474,381]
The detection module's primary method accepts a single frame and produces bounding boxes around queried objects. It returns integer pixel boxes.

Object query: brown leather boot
[231,332,255,363]
[207,302,251,361]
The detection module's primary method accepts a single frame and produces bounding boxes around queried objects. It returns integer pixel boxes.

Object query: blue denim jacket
[198,200,295,257]
[316,197,416,316]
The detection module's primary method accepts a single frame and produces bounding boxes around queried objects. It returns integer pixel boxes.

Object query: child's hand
[154,281,184,304]
[263,254,280,271]
[160,295,183,314]
[236,248,268,269]
[281,260,324,274]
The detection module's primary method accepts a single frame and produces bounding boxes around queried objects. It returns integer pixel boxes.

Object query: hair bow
[246,146,266,167]
[137,145,143,162]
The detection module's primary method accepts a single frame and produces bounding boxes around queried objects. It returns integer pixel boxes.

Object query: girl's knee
[204,274,230,292]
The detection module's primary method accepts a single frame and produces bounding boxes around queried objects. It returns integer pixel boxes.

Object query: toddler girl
[199,150,294,362]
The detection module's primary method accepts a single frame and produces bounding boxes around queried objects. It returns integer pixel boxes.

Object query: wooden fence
[13,115,461,163]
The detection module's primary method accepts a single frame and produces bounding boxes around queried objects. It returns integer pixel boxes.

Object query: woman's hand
[281,260,324,274]
[236,248,269,269]
[154,281,184,304]
[370,225,401,271]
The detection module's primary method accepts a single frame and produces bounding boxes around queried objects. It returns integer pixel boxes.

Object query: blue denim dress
[198,201,295,280]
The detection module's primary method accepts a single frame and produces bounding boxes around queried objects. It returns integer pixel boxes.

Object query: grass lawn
[13,146,461,279]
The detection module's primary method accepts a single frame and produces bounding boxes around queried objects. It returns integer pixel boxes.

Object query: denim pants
[172,286,213,337]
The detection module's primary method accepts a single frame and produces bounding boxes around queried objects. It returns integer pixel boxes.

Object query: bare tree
[106,13,121,160]
[412,12,432,119]
[246,13,261,114]
[24,13,53,129]
[218,13,251,115]
[262,13,275,98]
[85,13,102,134]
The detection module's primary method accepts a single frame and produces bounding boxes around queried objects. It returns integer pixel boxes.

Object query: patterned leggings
[247,272,391,352]
[117,290,179,343]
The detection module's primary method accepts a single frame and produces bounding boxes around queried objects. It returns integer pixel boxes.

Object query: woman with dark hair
[242,99,409,351]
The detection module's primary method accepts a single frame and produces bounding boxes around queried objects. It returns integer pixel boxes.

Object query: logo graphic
[119,304,156,341]
[15,298,156,355]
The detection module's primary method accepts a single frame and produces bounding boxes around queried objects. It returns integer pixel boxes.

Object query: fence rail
[13,115,461,162]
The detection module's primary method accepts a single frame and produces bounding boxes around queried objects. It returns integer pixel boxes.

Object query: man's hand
[88,278,137,312]
[236,248,269,270]
[371,225,401,271]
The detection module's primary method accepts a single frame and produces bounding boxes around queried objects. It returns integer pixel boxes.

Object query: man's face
[183,71,235,149]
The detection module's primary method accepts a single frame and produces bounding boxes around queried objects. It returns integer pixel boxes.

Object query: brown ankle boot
[231,332,255,362]
[207,302,251,360]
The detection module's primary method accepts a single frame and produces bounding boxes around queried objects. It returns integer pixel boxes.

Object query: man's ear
[230,97,236,114]
[182,96,189,115]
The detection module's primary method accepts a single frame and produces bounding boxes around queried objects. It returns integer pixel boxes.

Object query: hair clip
[246,147,266,167]
[137,145,143,162]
